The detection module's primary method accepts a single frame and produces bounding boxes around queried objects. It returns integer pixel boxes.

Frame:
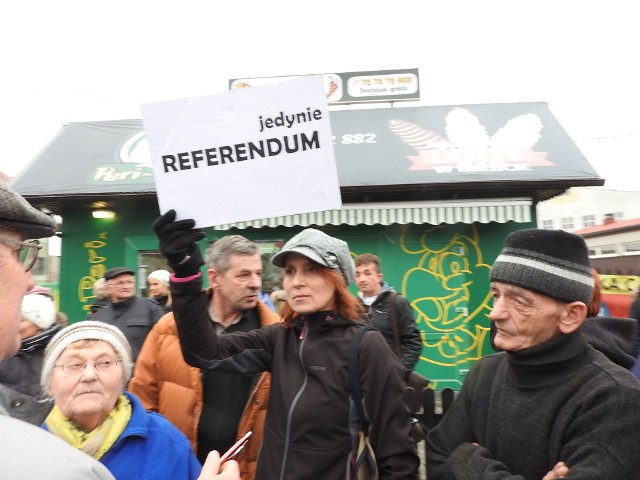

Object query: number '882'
[332,134,377,145]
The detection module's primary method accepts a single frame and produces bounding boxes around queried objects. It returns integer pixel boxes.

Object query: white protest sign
[140,75,341,227]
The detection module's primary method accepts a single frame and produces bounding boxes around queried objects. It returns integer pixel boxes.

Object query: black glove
[152,209,206,278]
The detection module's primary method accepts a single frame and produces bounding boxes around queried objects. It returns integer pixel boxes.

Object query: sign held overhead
[141,75,341,227]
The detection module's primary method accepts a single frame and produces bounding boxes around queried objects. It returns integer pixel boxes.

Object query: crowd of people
[2,178,640,479]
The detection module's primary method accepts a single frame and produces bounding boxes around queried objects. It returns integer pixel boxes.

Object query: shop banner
[141,75,341,227]
[230,68,420,104]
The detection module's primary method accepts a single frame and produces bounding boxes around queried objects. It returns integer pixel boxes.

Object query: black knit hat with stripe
[490,229,594,304]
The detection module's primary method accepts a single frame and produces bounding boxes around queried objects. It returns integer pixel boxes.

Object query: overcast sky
[1,0,638,191]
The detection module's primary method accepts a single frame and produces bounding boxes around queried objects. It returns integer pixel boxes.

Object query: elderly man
[427,229,640,480]
[88,266,165,361]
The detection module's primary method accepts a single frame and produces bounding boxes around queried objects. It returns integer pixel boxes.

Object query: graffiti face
[400,224,493,374]
[489,282,564,351]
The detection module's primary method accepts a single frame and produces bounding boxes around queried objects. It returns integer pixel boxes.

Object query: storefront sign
[230,68,420,104]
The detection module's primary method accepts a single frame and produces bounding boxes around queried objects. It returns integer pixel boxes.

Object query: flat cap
[104,266,135,281]
[271,228,355,285]
[0,181,56,239]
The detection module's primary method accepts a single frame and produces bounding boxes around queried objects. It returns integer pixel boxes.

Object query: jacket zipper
[278,320,308,480]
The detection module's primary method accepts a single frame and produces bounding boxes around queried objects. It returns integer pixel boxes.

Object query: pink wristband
[170,272,202,283]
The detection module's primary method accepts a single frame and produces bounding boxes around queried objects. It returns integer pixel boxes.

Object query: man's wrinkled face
[355,262,383,297]
[0,230,34,359]
[106,274,136,303]
[211,254,263,312]
[489,282,565,351]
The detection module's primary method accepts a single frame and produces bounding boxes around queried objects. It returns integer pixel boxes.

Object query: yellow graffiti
[400,224,493,369]
[600,275,640,295]
[79,233,108,310]
[83,240,107,263]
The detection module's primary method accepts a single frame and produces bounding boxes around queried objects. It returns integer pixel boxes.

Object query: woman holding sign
[153,210,419,480]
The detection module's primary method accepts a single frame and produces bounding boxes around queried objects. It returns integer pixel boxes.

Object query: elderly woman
[153,210,419,479]
[40,321,202,480]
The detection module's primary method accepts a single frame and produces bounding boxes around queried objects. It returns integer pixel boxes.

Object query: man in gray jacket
[87,266,165,361]
[0,180,114,479]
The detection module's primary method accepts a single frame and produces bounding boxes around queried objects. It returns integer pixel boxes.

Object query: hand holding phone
[220,431,252,465]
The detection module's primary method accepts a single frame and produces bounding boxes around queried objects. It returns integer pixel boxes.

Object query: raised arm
[152,210,273,372]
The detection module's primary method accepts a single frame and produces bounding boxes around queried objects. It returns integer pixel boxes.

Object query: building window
[561,217,574,230]
[624,241,640,253]
[581,214,596,227]
[599,244,618,255]
[541,219,554,230]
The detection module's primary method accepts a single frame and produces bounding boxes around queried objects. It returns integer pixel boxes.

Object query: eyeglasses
[53,358,121,374]
[0,235,42,272]
[107,280,135,287]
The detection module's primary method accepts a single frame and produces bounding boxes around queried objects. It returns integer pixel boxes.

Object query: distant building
[537,187,640,232]
[538,187,640,317]
[573,217,640,276]
[573,213,640,318]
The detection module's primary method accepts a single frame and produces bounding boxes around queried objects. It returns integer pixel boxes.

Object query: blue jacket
[45,391,201,480]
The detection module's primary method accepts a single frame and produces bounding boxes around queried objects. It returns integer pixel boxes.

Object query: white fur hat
[40,321,133,390]
[147,269,171,286]
[21,292,56,330]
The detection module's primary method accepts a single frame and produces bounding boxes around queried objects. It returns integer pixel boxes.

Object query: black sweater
[427,331,640,479]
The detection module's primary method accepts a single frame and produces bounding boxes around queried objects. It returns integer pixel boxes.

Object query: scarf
[45,392,131,460]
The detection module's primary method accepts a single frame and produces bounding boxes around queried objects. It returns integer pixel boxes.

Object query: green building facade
[12,103,603,389]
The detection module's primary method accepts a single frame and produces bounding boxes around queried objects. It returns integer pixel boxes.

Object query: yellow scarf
[45,393,132,460]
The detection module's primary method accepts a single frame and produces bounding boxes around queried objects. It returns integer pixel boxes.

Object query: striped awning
[213,198,533,230]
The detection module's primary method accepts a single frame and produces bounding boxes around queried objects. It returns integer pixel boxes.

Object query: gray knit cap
[490,228,594,304]
[0,181,56,239]
[271,228,355,285]
[41,321,133,390]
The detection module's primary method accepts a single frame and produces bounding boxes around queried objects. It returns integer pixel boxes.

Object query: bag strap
[388,292,402,357]
[348,326,376,433]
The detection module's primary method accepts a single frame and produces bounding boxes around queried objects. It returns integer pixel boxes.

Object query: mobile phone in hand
[220,431,252,465]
